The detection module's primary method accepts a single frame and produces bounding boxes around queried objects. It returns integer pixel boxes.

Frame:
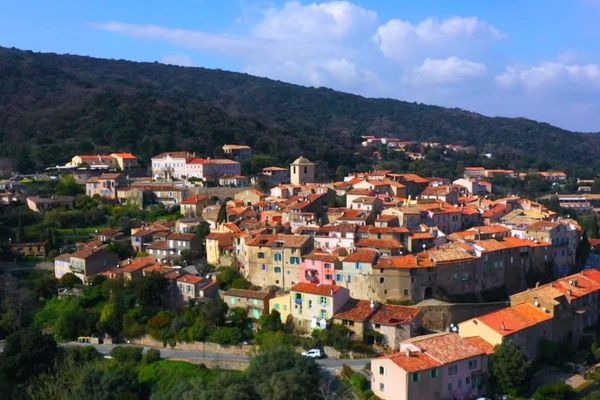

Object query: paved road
[65,342,370,371]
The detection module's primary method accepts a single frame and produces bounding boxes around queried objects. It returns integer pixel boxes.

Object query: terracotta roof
[111,152,137,159]
[167,232,197,241]
[476,302,552,336]
[343,249,379,264]
[223,289,273,300]
[246,233,310,248]
[290,282,344,296]
[334,299,378,322]
[370,304,421,325]
[356,237,403,249]
[181,194,209,204]
[303,251,339,263]
[206,232,234,248]
[410,333,486,364]
[222,144,251,150]
[463,336,495,355]
[375,254,435,269]
[152,151,194,160]
[71,247,112,260]
[357,226,408,234]
[386,351,441,373]
[177,274,205,284]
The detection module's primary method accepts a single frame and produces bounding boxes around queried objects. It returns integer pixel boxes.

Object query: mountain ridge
[0,46,597,176]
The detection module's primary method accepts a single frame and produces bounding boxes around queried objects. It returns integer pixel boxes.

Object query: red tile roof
[386,351,442,373]
[410,333,486,364]
[370,304,421,325]
[476,302,552,336]
[343,249,379,264]
[291,282,344,296]
[334,299,377,322]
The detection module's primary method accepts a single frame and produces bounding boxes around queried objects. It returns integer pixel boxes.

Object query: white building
[151,151,241,182]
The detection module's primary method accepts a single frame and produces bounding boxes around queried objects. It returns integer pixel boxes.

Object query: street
[64,341,370,371]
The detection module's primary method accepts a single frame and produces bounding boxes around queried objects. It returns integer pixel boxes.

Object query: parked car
[301,348,323,359]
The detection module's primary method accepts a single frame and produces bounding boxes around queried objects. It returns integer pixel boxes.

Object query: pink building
[371,333,493,400]
[299,251,340,285]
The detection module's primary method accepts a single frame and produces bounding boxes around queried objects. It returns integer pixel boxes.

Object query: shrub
[143,348,161,364]
[533,381,575,400]
[110,345,143,364]
[349,372,368,392]
[209,327,243,345]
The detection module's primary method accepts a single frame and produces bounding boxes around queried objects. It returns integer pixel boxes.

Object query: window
[448,365,458,375]
[274,253,282,261]
[430,368,439,378]
[468,360,478,369]
[261,264,267,271]
[275,304,280,310]
[379,366,385,375]
[336,274,342,281]
[404,289,409,296]
[379,383,384,392]
[325,274,333,280]
[380,277,385,283]
[448,383,453,392]
[258,252,265,259]
[355,262,360,270]
[230,298,236,305]
[274,266,282,273]
[283,305,288,311]
[290,256,301,264]
[410,373,420,382]
[347,275,352,283]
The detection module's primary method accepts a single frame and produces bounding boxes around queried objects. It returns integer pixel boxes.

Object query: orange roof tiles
[291,282,344,296]
[334,299,377,322]
[387,351,442,373]
[476,302,552,336]
[356,237,403,249]
[343,249,379,263]
[375,254,435,269]
[410,333,486,364]
[370,304,421,325]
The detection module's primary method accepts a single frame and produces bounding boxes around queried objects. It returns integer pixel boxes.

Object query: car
[301,348,323,359]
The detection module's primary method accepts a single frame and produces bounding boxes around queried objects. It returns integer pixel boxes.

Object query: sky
[2,1,600,132]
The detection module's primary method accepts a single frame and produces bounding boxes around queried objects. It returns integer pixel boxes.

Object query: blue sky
[2,1,600,131]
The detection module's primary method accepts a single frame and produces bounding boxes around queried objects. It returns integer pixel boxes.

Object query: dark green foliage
[143,349,161,364]
[216,203,227,224]
[70,366,141,400]
[0,327,58,383]
[246,347,320,400]
[0,46,597,179]
[490,342,533,397]
[217,266,251,289]
[133,272,168,313]
[209,326,244,345]
[60,272,82,288]
[533,381,575,400]
[110,346,144,365]
[583,391,600,400]
[258,310,284,332]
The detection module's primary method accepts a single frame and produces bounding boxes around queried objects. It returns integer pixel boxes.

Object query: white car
[301,348,323,359]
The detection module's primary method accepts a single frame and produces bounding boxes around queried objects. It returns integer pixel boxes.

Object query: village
[2,143,600,400]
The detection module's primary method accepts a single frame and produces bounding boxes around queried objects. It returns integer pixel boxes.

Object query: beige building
[290,156,315,185]
[205,232,235,266]
[269,293,292,323]
[290,282,350,332]
[85,173,127,200]
[243,234,313,290]
[222,288,276,321]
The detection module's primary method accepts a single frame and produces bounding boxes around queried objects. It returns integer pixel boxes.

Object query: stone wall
[131,335,252,356]
[418,301,508,331]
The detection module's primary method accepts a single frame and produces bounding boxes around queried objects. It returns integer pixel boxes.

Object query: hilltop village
[2,142,600,400]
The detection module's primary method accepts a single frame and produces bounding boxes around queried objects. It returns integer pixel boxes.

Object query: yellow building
[269,293,291,323]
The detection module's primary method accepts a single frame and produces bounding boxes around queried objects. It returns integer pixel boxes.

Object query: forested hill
[0,46,598,175]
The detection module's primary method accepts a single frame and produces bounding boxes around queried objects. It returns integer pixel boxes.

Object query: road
[64,342,370,371]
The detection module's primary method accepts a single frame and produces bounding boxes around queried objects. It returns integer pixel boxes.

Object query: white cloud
[496,62,600,90]
[374,16,503,61]
[253,1,377,40]
[160,54,196,67]
[409,57,486,84]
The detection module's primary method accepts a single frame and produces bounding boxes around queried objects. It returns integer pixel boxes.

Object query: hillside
[0,46,597,176]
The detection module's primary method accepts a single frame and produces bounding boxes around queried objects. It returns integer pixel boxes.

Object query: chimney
[405,348,411,357]
[501,321,507,331]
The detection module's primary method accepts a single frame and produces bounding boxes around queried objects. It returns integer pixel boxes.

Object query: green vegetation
[1,46,599,180]
[490,342,533,397]
[532,381,575,400]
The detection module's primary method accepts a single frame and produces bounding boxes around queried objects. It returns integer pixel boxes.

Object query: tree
[246,347,320,400]
[0,327,58,383]
[216,202,228,224]
[110,346,143,365]
[16,213,24,243]
[70,366,140,400]
[133,272,168,313]
[258,310,284,332]
[203,298,228,329]
[209,327,244,345]
[582,391,600,400]
[533,381,575,400]
[490,342,533,397]
[60,272,82,288]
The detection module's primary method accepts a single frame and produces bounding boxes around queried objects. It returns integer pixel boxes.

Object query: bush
[209,327,243,345]
[349,372,368,392]
[143,348,161,364]
[110,345,143,364]
[533,381,575,400]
